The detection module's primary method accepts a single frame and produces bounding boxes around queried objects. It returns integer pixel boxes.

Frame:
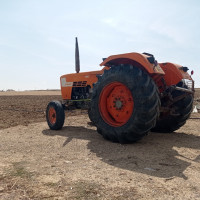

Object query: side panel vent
[73,81,87,87]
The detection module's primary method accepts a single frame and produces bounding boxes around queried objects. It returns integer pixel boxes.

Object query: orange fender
[100,52,165,75]
[159,63,192,86]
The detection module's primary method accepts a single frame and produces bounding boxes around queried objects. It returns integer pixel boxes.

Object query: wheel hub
[48,107,56,125]
[99,82,134,127]
[114,98,123,110]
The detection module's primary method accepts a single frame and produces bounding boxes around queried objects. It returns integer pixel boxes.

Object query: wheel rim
[48,107,56,125]
[99,82,134,127]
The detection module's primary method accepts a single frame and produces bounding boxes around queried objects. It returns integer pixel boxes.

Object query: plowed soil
[0,90,200,199]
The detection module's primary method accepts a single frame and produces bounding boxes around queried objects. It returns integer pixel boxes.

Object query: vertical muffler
[75,37,80,73]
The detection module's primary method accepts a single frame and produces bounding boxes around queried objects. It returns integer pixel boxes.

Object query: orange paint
[159,63,192,86]
[99,82,134,127]
[60,53,193,100]
[100,52,165,75]
[48,107,56,125]
[60,66,109,99]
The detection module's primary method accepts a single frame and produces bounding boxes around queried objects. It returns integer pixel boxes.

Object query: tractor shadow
[42,125,200,179]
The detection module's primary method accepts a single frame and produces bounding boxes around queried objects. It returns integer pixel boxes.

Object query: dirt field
[0,90,200,199]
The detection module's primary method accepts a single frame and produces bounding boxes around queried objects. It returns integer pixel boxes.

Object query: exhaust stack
[75,37,80,73]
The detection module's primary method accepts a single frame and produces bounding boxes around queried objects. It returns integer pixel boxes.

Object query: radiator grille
[73,81,87,87]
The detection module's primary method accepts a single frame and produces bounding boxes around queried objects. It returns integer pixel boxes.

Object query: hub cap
[48,107,56,125]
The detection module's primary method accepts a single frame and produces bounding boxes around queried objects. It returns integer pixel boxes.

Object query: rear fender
[100,52,165,75]
[159,63,192,86]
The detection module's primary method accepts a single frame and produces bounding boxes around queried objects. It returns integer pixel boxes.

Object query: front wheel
[89,65,160,143]
[46,100,65,130]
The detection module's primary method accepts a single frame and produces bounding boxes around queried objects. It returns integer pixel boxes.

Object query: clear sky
[0,0,199,90]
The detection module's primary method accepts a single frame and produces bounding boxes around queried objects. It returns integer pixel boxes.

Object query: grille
[73,81,87,87]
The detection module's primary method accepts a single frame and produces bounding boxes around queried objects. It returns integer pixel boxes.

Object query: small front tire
[46,101,65,130]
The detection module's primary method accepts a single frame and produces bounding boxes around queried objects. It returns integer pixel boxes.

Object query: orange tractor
[46,38,194,143]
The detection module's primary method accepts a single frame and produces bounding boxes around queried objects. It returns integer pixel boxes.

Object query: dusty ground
[0,90,200,199]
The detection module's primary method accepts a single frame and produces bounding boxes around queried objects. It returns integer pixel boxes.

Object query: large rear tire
[46,100,65,130]
[151,91,193,133]
[89,65,160,143]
